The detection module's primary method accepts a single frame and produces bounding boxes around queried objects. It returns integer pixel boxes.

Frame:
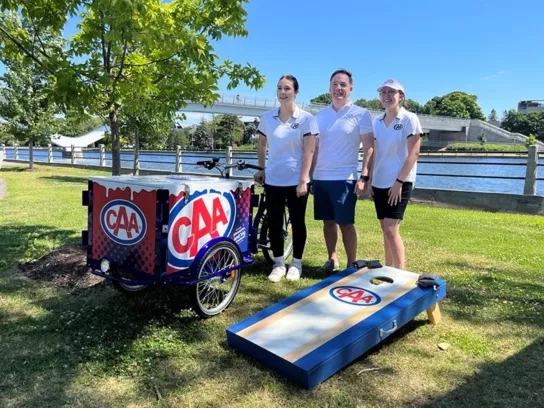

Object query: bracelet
[360,175,370,181]
[395,178,404,185]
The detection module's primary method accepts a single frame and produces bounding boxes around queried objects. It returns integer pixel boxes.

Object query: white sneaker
[268,265,286,282]
[286,264,301,281]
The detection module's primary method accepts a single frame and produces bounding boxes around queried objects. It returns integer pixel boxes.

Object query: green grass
[445,143,527,152]
[0,165,543,408]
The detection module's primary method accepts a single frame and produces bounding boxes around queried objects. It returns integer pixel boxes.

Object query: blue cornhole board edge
[226,265,447,389]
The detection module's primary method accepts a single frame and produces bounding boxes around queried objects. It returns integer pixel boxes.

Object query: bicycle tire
[260,205,293,264]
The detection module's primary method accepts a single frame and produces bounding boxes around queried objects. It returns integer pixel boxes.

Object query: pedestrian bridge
[182,93,472,132]
[49,125,109,148]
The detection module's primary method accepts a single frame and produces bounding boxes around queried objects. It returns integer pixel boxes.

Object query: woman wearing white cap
[358,79,422,269]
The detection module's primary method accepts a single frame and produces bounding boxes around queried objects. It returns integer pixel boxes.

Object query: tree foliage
[0,57,57,169]
[501,110,544,140]
[0,0,265,175]
[488,108,498,122]
[423,92,485,120]
[310,93,331,105]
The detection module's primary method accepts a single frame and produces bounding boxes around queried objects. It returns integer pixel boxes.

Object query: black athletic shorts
[371,182,413,220]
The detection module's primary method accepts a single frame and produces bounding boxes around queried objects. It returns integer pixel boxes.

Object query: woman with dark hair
[361,78,422,269]
[254,75,318,282]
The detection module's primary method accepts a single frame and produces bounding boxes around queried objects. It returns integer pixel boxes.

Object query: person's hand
[387,181,402,206]
[354,179,366,197]
[296,181,308,197]
[254,170,265,184]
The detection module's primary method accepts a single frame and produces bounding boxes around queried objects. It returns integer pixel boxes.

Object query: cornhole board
[226,263,446,389]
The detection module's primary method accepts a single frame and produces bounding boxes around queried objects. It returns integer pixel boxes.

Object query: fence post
[14,145,19,160]
[47,144,53,163]
[524,145,538,195]
[71,145,76,164]
[175,145,182,173]
[99,144,106,167]
[133,145,140,176]
[0,144,5,158]
[226,145,233,178]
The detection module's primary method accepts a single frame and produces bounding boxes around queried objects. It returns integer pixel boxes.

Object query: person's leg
[381,219,403,268]
[285,185,309,260]
[313,180,339,271]
[285,185,309,280]
[323,220,339,265]
[379,219,395,267]
[335,180,358,267]
[338,224,357,266]
[377,182,413,269]
[264,184,288,281]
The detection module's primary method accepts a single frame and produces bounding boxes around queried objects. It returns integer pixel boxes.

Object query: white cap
[377,79,405,94]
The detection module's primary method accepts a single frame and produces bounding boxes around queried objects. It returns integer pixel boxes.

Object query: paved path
[0,179,6,200]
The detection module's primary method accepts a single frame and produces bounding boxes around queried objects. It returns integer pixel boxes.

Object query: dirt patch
[19,244,104,290]
[0,179,6,200]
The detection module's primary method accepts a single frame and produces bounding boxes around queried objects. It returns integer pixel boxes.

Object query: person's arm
[297,134,316,196]
[355,111,374,196]
[388,115,422,205]
[355,131,374,196]
[254,133,267,184]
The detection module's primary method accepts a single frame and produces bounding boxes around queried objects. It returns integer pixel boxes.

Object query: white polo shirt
[257,106,319,186]
[313,103,373,181]
[371,107,422,188]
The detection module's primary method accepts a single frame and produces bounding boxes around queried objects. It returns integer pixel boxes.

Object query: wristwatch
[360,175,370,182]
[395,178,404,185]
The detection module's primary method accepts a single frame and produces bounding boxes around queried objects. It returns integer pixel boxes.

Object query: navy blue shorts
[372,182,413,220]
[312,179,357,225]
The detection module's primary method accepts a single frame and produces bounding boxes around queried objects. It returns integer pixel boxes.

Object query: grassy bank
[0,165,543,408]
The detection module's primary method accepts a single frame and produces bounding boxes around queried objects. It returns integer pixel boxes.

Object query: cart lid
[89,175,253,196]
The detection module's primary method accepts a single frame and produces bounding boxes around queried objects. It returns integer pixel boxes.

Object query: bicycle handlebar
[194,159,263,172]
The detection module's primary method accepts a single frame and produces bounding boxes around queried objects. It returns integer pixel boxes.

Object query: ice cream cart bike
[81,159,292,318]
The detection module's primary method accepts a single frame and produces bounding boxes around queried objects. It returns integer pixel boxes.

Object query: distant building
[517,100,544,114]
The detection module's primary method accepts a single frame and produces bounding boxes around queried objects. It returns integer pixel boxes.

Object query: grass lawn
[0,165,543,408]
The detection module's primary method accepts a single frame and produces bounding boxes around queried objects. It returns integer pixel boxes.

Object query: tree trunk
[109,109,121,176]
[29,138,34,170]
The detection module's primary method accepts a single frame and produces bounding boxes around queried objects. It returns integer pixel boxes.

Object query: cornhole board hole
[226,262,446,389]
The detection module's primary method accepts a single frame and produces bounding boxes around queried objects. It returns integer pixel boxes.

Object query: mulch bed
[19,244,104,290]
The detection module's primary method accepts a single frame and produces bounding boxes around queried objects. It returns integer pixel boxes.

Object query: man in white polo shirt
[311,69,374,272]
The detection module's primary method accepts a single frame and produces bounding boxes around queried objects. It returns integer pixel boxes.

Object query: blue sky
[210,0,543,120]
[3,0,543,126]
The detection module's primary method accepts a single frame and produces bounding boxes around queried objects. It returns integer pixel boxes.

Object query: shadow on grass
[0,224,78,272]
[0,273,212,407]
[39,175,90,184]
[441,260,544,328]
[411,337,544,408]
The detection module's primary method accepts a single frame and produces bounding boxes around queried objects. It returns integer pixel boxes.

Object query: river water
[5,148,544,196]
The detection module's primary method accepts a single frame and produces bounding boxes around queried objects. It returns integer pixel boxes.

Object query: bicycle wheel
[112,280,149,294]
[191,241,242,318]
[260,205,293,264]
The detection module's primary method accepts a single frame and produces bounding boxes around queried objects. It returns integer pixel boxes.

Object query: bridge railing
[213,93,474,126]
[2,144,543,196]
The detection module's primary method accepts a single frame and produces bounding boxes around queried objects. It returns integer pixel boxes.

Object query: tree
[501,110,544,140]
[192,119,214,150]
[354,98,383,110]
[488,109,498,122]
[310,93,332,105]
[0,60,57,170]
[213,114,244,148]
[423,92,486,120]
[0,1,265,175]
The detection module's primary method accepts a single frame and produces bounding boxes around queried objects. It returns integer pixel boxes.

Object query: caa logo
[100,200,147,245]
[168,190,236,268]
[329,286,381,306]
